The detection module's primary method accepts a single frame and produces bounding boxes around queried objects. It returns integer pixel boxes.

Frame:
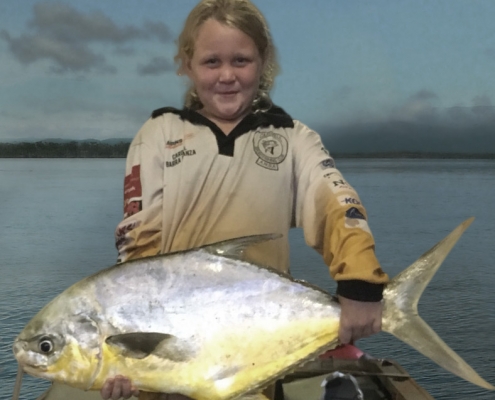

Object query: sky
[1,0,495,147]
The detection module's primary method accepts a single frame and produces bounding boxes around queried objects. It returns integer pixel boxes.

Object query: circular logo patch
[253,131,288,170]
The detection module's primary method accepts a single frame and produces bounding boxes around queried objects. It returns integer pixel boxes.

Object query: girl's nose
[219,65,235,82]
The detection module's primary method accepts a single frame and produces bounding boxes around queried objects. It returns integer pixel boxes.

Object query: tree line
[1,141,493,159]
[0,141,130,158]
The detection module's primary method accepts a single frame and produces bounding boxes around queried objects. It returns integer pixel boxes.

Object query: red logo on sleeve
[124,165,142,217]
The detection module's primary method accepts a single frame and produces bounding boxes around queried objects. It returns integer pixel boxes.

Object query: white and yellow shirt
[115,105,389,301]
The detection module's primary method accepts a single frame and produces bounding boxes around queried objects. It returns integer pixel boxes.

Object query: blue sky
[1,0,494,142]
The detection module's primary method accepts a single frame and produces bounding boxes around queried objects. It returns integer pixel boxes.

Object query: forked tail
[382,217,494,390]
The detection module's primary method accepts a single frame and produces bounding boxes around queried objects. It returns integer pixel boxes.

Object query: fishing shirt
[115,105,389,301]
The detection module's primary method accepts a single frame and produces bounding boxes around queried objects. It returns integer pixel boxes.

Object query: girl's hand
[101,376,139,400]
[338,296,382,344]
[100,376,193,400]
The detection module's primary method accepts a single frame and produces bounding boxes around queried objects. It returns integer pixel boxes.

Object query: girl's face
[186,18,263,125]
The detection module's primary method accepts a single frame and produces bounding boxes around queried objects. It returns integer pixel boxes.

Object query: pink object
[319,344,365,360]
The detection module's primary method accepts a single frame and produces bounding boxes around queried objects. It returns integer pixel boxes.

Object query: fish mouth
[13,339,27,359]
[23,364,48,374]
[13,340,48,372]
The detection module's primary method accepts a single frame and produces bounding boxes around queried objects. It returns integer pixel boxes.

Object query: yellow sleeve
[322,191,389,301]
[292,122,389,301]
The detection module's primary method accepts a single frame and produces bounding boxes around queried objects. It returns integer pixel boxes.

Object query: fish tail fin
[382,217,495,390]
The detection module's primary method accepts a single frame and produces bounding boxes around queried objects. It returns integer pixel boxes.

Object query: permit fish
[13,218,494,399]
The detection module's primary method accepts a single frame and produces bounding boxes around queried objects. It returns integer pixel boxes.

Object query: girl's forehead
[193,19,257,53]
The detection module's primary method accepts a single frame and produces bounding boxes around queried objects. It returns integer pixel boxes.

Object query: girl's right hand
[101,376,139,400]
[100,376,193,400]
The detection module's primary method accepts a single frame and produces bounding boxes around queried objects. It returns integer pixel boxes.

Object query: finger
[338,325,352,344]
[101,378,114,400]
[373,318,382,333]
[361,320,380,338]
[348,325,368,342]
[358,326,373,341]
[121,378,133,399]
[131,387,140,398]
[111,376,125,400]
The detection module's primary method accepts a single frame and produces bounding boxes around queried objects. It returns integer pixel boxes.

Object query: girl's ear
[183,57,193,78]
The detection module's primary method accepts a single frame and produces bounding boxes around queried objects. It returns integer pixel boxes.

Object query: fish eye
[39,337,54,354]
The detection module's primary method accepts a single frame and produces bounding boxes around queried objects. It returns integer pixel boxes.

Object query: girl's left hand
[338,296,382,344]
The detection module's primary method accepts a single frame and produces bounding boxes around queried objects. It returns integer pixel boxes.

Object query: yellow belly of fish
[91,318,339,400]
[45,342,100,390]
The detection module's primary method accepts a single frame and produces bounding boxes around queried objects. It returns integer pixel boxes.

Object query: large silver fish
[13,219,494,400]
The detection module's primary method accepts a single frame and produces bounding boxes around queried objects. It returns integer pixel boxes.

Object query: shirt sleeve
[114,118,165,263]
[292,121,389,301]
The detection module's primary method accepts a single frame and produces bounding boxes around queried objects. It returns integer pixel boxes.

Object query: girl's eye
[204,58,219,66]
[234,57,249,66]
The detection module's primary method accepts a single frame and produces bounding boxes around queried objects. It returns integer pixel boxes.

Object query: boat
[276,345,434,400]
[14,345,434,400]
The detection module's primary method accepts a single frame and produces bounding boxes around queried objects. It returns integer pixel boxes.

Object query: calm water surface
[1,158,494,399]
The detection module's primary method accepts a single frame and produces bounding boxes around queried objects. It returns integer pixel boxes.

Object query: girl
[105,0,388,398]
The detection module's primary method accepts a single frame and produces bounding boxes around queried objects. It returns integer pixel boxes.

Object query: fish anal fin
[105,332,194,362]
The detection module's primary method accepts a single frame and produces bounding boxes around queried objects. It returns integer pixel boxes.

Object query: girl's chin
[210,104,249,120]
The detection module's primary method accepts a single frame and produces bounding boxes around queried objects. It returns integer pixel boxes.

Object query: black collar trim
[151,105,294,157]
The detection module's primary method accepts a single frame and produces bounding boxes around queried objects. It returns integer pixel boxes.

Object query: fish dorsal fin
[105,333,194,362]
[201,234,282,261]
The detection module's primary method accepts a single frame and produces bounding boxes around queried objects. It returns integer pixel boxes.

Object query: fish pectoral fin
[105,333,194,361]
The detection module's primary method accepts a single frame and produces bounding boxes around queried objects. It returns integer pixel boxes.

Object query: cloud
[391,90,439,123]
[137,57,175,76]
[444,95,495,124]
[1,1,174,74]
[143,21,174,44]
[317,91,495,154]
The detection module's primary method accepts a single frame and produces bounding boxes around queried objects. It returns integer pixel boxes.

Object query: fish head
[13,294,103,389]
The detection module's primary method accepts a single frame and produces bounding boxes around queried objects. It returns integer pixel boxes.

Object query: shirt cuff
[336,280,384,302]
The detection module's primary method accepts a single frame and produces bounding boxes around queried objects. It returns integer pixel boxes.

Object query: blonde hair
[175,0,279,112]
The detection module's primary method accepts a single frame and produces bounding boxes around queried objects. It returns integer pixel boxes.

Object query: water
[1,158,494,399]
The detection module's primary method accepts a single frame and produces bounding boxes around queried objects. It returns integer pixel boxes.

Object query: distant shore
[0,141,494,159]
[0,141,129,158]
[334,152,495,159]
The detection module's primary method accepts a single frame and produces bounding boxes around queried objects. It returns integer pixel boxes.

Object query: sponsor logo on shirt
[345,207,366,220]
[253,131,288,171]
[166,148,197,168]
[338,196,361,206]
[115,221,139,249]
[165,133,194,149]
[344,207,370,233]
[332,179,351,190]
[345,207,371,233]
[166,139,183,149]
[124,165,142,217]
[124,200,142,218]
[323,172,338,179]
[320,157,335,169]
[345,218,371,233]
